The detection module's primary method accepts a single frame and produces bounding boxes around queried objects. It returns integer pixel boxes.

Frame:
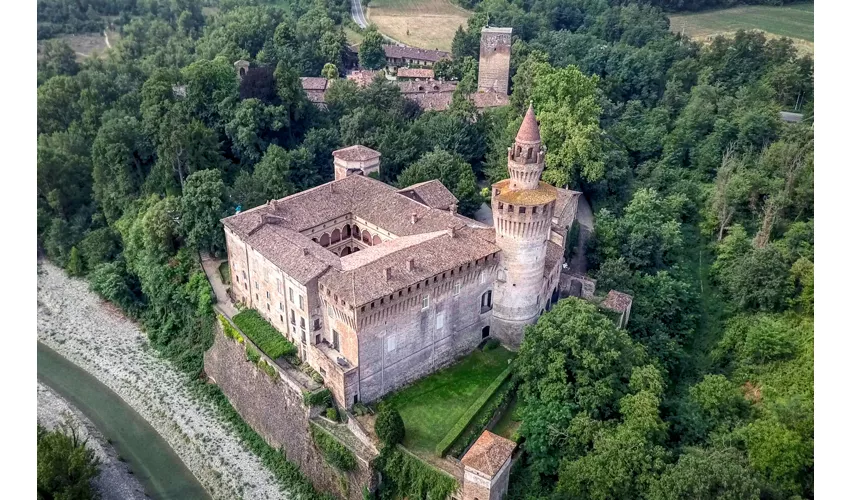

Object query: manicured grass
[218,261,231,285]
[367,0,471,51]
[381,346,515,455]
[669,2,814,43]
[232,310,296,359]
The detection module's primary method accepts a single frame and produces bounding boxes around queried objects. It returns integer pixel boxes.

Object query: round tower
[490,105,557,348]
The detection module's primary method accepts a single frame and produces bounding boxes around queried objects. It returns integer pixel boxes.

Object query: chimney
[410,213,418,224]
[450,204,457,215]
[406,258,414,271]
[384,267,392,280]
[449,226,455,238]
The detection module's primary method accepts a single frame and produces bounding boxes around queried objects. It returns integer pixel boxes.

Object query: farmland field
[367,0,471,51]
[669,2,814,54]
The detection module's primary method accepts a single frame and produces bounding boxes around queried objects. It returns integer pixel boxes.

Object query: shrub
[352,402,370,416]
[218,314,244,343]
[311,424,356,471]
[436,366,513,457]
[374,446,457,500]
[246,345,260,364]
[483,338,501,351]
[37,424,100,499]
[258,359,278,379]
[326,408,339,421]
[233,309,297,359]
[65,246,84,276]
[375,406,405,446]
[304,388,332,407]
[447,379,517,457]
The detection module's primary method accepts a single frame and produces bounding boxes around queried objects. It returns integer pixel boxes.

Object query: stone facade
[204,327,378,499]
[222,105,581,409]
[478,27,512,95]
[460,431,516,500]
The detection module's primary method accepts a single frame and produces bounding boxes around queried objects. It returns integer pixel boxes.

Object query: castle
[222,105,581,408]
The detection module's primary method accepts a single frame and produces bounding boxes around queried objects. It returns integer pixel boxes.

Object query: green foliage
[65,247,84,277]
[359,27,387,70]
[181,169,227,253]
[325,408,339,422]
[375,406,406,447]
[436,366,512,456]
[446,378,517,458]
[304,388,333,407]
[258,359,278,379]
[232,310,297,359]
[311,424,356,471]
[37,424,100,500]
[396,149,480,216]
[246,345,261,364]
[482,338,500,351]
[218,314,244,343]
[648,447,760,500]
[374,446,458,500]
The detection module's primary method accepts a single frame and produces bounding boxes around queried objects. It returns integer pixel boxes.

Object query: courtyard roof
[461,430,516,477]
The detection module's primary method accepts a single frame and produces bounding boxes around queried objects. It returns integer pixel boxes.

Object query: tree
[37,425,100,500]
[37,75,81,135]
[716,244,793,312]
[181,170,226,253]
[225,98,289,165]
[648,447,760,500]
[515,298,646,473]
[359,28,387,70]
[38,39,79,83]
[375,406,406,446]
[182,56,239,130]
[66,247,84,276]
[527,63,604,186]
[321,63,339,79]
[396,149,481,216]
[252,144,297,201]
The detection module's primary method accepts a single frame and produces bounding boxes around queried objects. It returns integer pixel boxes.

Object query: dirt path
[200,254,238,318]
[37,261,289,500]
[103,30,111,48]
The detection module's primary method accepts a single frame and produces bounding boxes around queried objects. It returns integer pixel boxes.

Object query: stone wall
[204,328,377,499]
[478,28,512,95]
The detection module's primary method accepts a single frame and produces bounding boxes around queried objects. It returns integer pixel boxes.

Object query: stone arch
[352,225,361,239]
[343,224,351,239]
[341,247,351,256]
[362,230,372,245]
[331,228,341,244]
[319,233,330,247]
[351,246,360,253]
[372,235,383,245]
[312,238,318,243]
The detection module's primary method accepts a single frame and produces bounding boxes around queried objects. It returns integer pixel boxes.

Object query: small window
[290,310,296,324]
[532,206,538,214]
[279,302,283,311]
[519,207,526,214]
[299,295,304,311]
[387,336,397,352]
[280,315,283,322]
[422,294,430,310]
[289,287,294,302]
[436,311,445,330]
[300,317,306,329]
[266,291,270,299]
[255,282,259,289]
[453,282,461,296]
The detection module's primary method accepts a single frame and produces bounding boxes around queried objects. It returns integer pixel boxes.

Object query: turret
[490,105,556,348]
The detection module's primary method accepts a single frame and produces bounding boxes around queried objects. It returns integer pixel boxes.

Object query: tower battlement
[478,27,512,95]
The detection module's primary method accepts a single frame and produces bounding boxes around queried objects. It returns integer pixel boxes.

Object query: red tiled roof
[516,104,541,143]
[461,430,516,477]
[397,68,435,79]
[383,45,451,63]
[300,77,328,90]
[601,290,633,312]
[332,145,381,162]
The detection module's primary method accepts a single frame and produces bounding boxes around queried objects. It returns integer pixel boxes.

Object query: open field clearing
[669,2,813,54]
[38,31,119,61]
[367,0,471,51]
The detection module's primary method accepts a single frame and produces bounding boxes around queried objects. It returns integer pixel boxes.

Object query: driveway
[351,0,368,28]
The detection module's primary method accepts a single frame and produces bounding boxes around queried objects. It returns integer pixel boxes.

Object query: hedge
[447,379,517,457]
[232,309,296,359]
[304,388,332,407]
[217,314,244,343]
[311,423,356,471]
[435,365,513,457]
[375,446,457,500]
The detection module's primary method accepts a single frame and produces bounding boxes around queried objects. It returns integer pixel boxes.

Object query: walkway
[38,344,209,500]
[200,254,238,318]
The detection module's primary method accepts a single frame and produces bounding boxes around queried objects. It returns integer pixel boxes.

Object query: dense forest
[37,0,813,499]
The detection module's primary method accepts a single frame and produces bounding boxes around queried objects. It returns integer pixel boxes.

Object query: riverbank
[37,382,148,500]
[36,261,288,500]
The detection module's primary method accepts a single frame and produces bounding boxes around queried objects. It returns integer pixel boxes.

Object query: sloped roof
[516,104,541,143]
[333,145,381,162]
[397,179,458,210]
[300,77,328,90]
[397,68,435,79]
[600,290,633,312]
[383,45,451,63]
[461,430,516,477]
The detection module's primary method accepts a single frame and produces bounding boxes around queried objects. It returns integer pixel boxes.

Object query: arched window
[480,291,492,313]
[362,230,372,245]
[319,233,330,247]
[331,228,341,244]
[341,247,351,256]
[352,247,360,253]
[352,225,361,239]
[343,224,351,238]
[372,235,383,245]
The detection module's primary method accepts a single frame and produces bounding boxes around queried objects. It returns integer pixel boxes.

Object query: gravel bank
[37,382,149,500]
[37,261,287,500]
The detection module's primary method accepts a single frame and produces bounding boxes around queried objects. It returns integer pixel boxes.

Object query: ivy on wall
[374,446,458,500]
[310,423,357,471]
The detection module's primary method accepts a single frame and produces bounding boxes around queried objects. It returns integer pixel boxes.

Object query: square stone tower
[478,27,513,95]
[461,431,517,500]
[332,145,381,180]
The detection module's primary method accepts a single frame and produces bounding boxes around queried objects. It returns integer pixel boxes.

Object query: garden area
[232,310,296,360]
[380,345,515,457]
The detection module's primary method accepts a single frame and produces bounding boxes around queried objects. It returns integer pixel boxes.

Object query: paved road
[200,254,238,318]
[38,342,210,500]
[351,0,368,29]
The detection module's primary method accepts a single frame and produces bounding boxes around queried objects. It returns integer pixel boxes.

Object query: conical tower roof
[515,103,541,144]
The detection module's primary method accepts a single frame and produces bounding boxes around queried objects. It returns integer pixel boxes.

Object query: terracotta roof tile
[601,290,633,312]
[397,68,435,79]
[398,180,458,210]
[300,77,328,90]
[333,145,381,162]
[461,430,516,477]
[383,45,451,63]
[516,104,541,143]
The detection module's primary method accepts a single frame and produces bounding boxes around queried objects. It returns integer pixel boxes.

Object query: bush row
[447,379,518,457]
[435,365,513,457]
[232,310,296,359]
[374,446,457,500]
[310,423,356,471]
[304,388,332,407]
[218,314,245,343]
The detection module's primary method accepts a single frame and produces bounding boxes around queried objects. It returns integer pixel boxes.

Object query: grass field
[37,30,119,62]
[367,0,471,51]
[382,346,515,455]
[669,2,813,54]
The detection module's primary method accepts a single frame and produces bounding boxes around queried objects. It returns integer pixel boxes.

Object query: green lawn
[491,393,523,440]
[382,346,515,455]
[669,2,814,42]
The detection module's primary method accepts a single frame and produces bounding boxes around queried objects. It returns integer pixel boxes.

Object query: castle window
[436,311,445,330]
[300,317,306,329]
[422,294,430,310]
[280,315,284,322]
[343,224,351,238]
[481,291,492,313]
[299,295,304,311]
[267,303,270,311]
[508,205,514,213]
[332,329,339,350]
[320,233,330,247]
[498,202,503,210]
[289,287,294,302]
[453,282,461,296]
[331,229,341,244]
[313,318,321,331]
[290,310,296,324]
[387,335,397,353]
[279,302,283,311]
[532,206,537,214]
[266,291,270,299]
[519,207,526,214]
[255,282,259,289]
